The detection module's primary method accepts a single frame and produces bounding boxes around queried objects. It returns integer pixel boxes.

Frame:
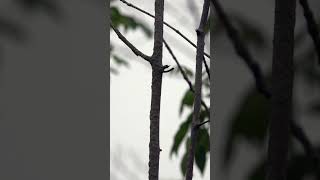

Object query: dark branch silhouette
[210,0,320,175]
[267,0,296,180]
[299,0,320,65]
[210,0,271,98]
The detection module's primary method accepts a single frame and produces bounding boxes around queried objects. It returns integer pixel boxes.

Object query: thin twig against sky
[117,0,211,80]
[119,0,211,59]
[163,39,210,117]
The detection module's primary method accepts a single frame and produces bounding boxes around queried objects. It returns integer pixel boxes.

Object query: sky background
[110,0,210,179]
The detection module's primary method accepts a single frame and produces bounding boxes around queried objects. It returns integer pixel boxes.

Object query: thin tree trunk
[267,0,296,180]
[148,0,164,179]
[185,0,210,179]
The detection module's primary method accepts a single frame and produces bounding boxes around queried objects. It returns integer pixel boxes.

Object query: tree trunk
[185,0,210,179]
[267,0,296,180]
[148,0,164,180]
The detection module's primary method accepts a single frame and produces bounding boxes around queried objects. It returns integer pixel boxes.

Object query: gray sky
[110,0,210,179]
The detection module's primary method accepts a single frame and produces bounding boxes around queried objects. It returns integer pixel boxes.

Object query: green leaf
[198,128,210,152]
[223,87,270,168]
[195,144,207,174]
[180,90,194,115]
[113,55,129,68]
[111,7,152,37]
[180,152,188,176]
[170,113,192,156]
[195,128,210,174]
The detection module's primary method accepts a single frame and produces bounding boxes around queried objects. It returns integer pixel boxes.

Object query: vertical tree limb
[267,0,296,180]
[148,0,164,179]
[185,0,210,179]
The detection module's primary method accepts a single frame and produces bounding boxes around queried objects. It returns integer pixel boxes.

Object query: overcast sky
[110,0,210,179]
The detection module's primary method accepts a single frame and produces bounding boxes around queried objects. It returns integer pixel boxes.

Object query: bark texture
[267,0,296,180]
[185,0,210,179]
[148,0,164,180]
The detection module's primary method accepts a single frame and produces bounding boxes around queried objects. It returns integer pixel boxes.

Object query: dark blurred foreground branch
[267,0,295,179]
[299,0,320,65]
[163,40,210,117]
[290,122,320,179]
[185,0,210,179]
[210,0,271,98]
[210,0,320,176]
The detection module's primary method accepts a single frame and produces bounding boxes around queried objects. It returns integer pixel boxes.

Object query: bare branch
[118,0,211,59]
[210,0,271,98]
[196,120,210,128]
[185,0,210,179]
[290,122,320,179]
[163,39,210,117]
[267,0,296,179]
[203,56,210,79]
[111,24,151,61]
[148,0,164,179]
[299,0,320,65]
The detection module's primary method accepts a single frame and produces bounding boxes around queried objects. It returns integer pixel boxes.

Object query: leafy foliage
[110,5,152,75]
[223,88,270,167]
[111,7,152,37]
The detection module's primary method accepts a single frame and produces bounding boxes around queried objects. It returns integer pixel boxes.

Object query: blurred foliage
[247,147,320,180]
[15,0,61,19]
[220,18,320,179]
[0,0,61,43]
[110,2,152,75]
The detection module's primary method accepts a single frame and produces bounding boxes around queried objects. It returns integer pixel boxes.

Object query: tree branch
[111,24,151,61]
[267,0,296,179]
[290,122,320,179]
[185,0,210,179]
[196,120,210,128]
[148,0,164,179]
[210,0,271,98]
[163,39,210,117]
[119,0,211,59]
[299,0,320,65]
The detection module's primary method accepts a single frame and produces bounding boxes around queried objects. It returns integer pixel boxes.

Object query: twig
[196,120,210,128]
[111,24,151,61]
[118,0,210,78]
[163,39,210,117]
[203,56,210,79]
[290,122,320,179]
[299,0,320,65]
[185,0,210,179]
[210,0,271,98]
[119,0,211,59]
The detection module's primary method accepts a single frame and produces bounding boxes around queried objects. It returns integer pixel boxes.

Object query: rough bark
[185,0,210,179]
[148,0,164,179]
[267,0,296,180]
